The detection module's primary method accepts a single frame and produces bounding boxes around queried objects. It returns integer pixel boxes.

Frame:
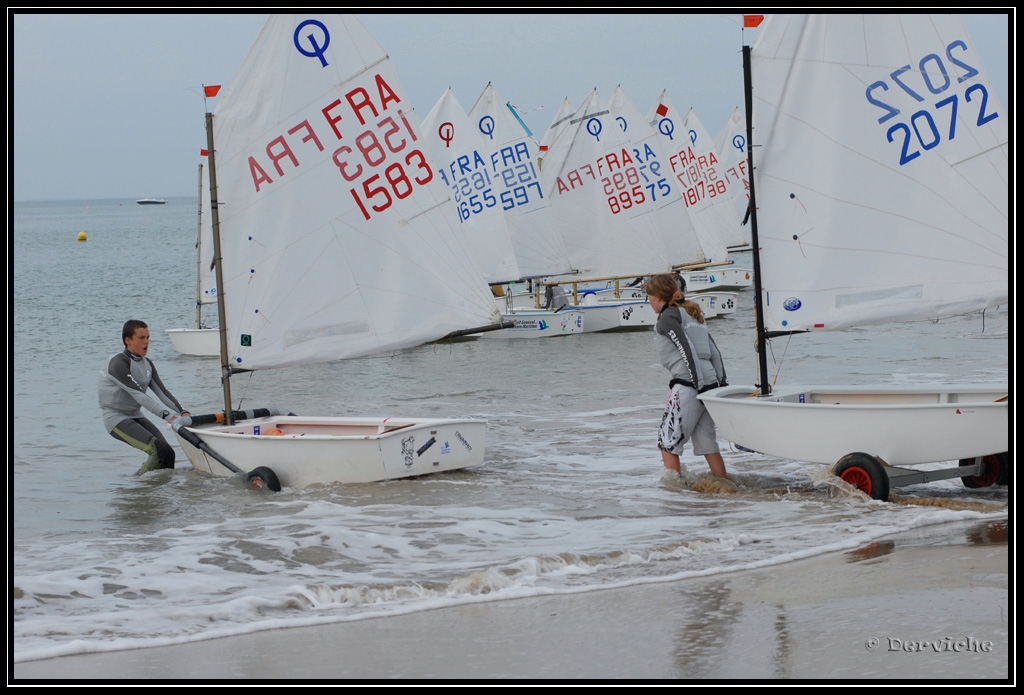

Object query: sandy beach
[12,519,1008,681]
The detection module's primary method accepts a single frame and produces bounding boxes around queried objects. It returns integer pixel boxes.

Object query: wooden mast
[205,111,234,422]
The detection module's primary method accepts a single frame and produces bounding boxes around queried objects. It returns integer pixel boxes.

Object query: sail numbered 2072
[750,14,1008,333]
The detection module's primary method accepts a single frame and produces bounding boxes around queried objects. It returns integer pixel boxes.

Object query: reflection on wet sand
[772,607,791,679]
[891,496,1006,513]
[967,520,1007,546]
[670,579,797,678]
[672,582,743,678]
[845,520,1007,564]
[845,541,897,563]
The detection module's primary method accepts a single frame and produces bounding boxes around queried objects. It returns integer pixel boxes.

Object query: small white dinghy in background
[165,327,219,356]
[699,14,1009,501]
[167,163,219,357]
[174,14,505,490]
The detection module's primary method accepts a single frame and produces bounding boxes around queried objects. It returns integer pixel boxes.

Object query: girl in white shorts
[647,274,728,478]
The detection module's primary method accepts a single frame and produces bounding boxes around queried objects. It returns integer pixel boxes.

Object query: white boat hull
[487,300,645,337]
[697,291,738,315]
[575,297,651,332]
[699,384,1008,466]
[498,288,703,325]
[496,292,544,310]
[166,328,219,356]
[608,299,656,329]
[175,416,487,487]
[615,287,727,319]
[480,309,587,338]
[680,266,752,291]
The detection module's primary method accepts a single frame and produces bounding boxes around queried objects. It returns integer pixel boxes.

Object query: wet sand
[12,519,1009,680]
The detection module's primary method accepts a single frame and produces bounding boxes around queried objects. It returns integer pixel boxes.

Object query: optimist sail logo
[294,19,331,67]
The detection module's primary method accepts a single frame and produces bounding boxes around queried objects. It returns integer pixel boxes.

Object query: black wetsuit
[99,349,186,473]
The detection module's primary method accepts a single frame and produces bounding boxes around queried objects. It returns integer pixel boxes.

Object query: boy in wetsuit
[99,320,190,474]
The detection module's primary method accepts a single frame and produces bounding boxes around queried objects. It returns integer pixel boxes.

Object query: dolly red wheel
[834,452,890,501]
[840,466,872,489]
[959,453,1006,489]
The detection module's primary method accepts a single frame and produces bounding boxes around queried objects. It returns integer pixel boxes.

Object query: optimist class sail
[713,107,754,242]
[210,15,499,371]
[421,87,522,284]
[645,91,732,264]
[165,163,221,357]
[538,89,671,279]
[605,86,708,270]
[196,176,218,308]
[698,14,1007,494]
[468,83,574,279]
[175,15,500,489]
[750,14,1007,333]
[679,106,748,254]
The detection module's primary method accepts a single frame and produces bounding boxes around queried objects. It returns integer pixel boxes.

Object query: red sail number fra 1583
[242,73,433,221]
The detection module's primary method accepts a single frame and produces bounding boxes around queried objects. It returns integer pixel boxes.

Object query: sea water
[12,198,1009,662]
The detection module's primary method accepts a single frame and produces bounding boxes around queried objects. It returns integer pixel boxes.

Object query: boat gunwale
[187,415,486,442]
[700,384,1009,410]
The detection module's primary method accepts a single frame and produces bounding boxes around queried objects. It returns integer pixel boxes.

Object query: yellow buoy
[77,231,87,241]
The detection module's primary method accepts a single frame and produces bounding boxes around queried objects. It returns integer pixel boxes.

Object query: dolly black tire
[959,453,1007,489]
[247,466,282,492]
[833,452,890,501]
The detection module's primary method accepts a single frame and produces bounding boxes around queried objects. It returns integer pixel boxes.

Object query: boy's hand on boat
[171,416,192,432]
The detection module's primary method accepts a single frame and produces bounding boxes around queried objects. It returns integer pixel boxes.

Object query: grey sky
[11,12,1009,202]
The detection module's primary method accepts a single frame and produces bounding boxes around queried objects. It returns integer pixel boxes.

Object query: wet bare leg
[704,453,727,478]
[661,450,681,473]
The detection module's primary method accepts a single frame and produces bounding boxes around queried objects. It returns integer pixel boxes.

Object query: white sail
[644,91,731,264]
[467,83,573,278]
[680,107,747,253]
[210,15,499,370]
[604,86,707,269]
[536,97,575,178]
[539,89,672,279]
[197,181,218,306]
[167,163,219,356]
[698,14,1007,493]
[751,14,1008,332]
[713,107,753,238]
[421,87,522,284]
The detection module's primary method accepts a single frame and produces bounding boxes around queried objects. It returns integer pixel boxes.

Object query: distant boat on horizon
[136,198,166,205]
